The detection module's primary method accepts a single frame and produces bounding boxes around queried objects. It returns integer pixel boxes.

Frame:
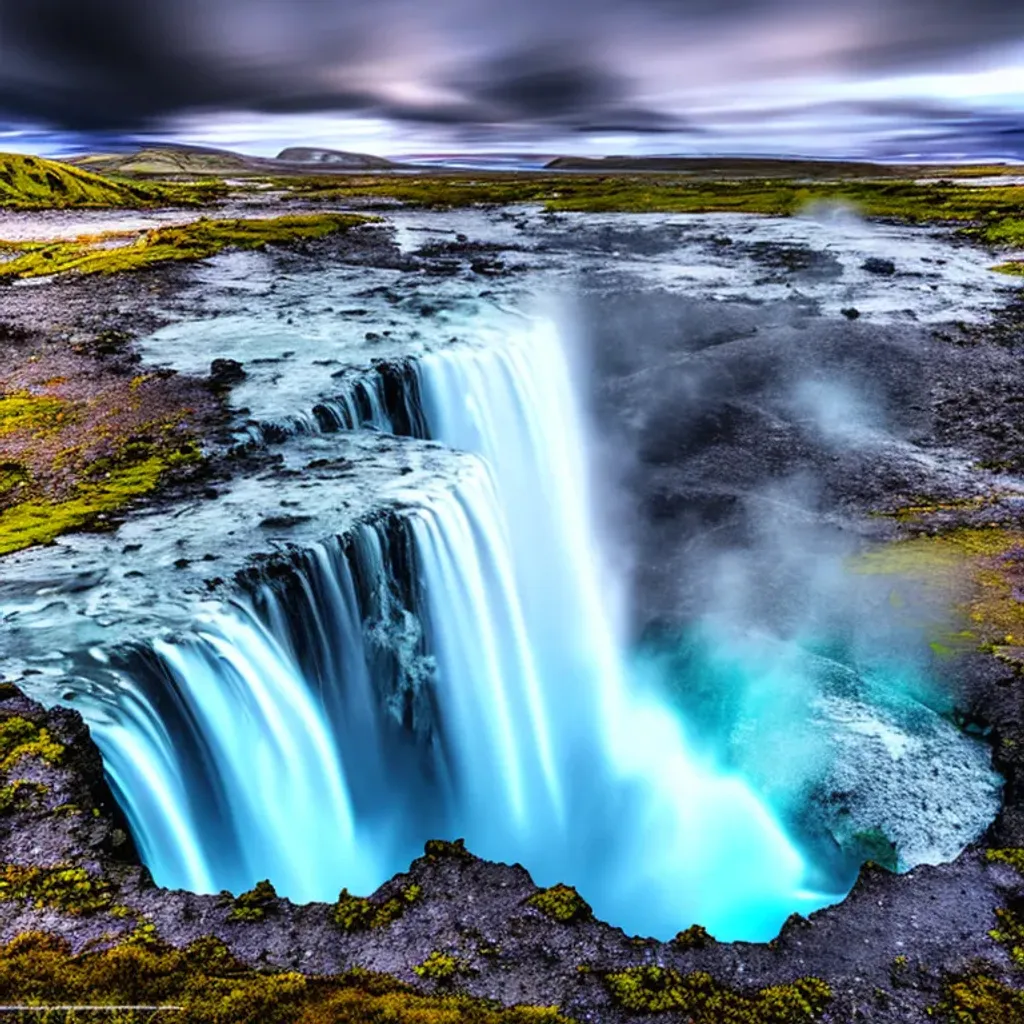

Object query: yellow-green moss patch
[526,884,592,924]
[987,849,1024,876]
[0,213,374,280]
[0,780,47,815]
[221,879,278,923]
[852,527,1024,659]
[279,174,1024,245]
[673,924,716,950]
[940,973,1024,1023]
[991,906,1024,967]
[0,865,114,916]
[993,262,1024,277]
[604,967,831,1021]
[414,951,472,983]
[0,152,220,209]
[424,837,473,861]
[0,932,574,1023]
[0,717,64,771]
[0,392,73,436]
[332,882,422,932]
[0,445,201,556]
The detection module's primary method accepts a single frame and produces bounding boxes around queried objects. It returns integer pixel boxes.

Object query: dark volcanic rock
[0,686,1019,1023]
[209,357,246,388]
[863,257,898,275]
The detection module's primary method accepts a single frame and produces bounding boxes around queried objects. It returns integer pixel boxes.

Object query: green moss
[939,973,1024,1023]
[0,463,30,498]
[0,717,64,771]
[0,444,201,556]
[977,218,1024,248]
[0,392,72,436]
[993,262,1024,276]
[889,955,912,988]
[987,849,1024,876]
[424,838,473,861]
[852,527,1024,658]
[0,931,573,1023]
[332,883,421,932]
[0,865,114,916]
[221,879,278,923]
[673,924,716,950]
[0,152,220,209]
[414,952,471,983]
[990,906,1024,967]
[123,920,162,948]
[526,884,592,924]
[0,780,47,815]
[603,967,831,1021]
[278,173,1024,246]
[0,213,374,281]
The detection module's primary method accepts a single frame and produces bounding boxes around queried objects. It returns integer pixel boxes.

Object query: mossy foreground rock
[604,967,832,1021]
[333,881,422,932]
[526,883,592,924]
[0,932,573,1023]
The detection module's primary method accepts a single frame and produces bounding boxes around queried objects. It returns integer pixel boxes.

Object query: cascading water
[241,360,427,444]
[408,319,819,937]
[77,313,827,940]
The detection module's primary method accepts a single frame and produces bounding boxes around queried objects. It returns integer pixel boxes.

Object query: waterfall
[78,314,821,940]
[409,319,815,938]
[89,523,450,901]
[241,360,427,444]
[93,601,366,900]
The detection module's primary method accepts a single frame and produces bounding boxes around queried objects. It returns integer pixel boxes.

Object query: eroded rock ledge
[0,684,1020,1022]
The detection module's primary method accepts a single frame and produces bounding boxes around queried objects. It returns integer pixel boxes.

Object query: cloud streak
[0,0,1022,155]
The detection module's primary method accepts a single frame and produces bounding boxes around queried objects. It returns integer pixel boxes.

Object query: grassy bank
[281,174,1024,251]
[0,153,222,209]
[0,213,372,280]
[0,931,574,1024]
[0,341,216,557]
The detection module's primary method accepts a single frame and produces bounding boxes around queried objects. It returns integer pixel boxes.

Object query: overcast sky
[1,0,1022,159]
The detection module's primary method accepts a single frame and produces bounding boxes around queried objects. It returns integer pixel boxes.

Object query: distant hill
[543,155,951,178]
[0,152,184,208]
[70,143,399,178]
[72,145,258,178]
[276,147,394,169]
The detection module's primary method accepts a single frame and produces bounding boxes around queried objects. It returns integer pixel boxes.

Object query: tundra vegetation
[0,931,575,1023]
[0,213,374,281]
[0,152,222,208]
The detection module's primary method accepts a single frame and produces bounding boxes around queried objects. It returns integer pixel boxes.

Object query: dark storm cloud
[875,114,1024,160]
[0,0,1022,136]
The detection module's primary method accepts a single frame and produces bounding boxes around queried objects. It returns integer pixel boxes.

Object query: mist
[568,251,1004,888]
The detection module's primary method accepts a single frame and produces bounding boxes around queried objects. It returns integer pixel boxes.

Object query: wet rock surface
[1,202,1024,1019]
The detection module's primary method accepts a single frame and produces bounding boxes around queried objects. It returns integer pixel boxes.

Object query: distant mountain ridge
[69,143,399,177]
[542,155,983,177]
